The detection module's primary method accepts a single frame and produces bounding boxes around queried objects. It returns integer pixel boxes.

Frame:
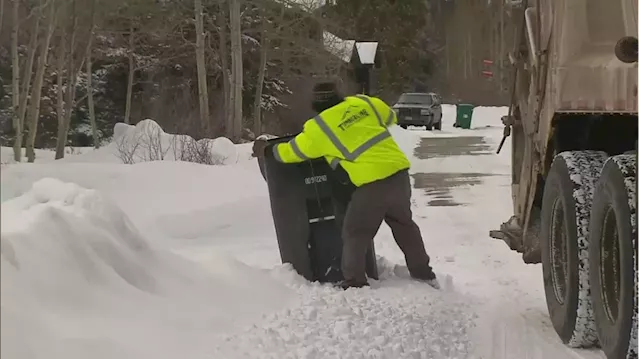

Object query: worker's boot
[410,269,441,290]
[336,279,370,290]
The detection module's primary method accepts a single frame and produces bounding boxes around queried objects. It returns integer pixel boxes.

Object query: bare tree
[85,4,98,148]
[10,0,20,161]
[1,0,5,38]
[54,22,67,156]
[124,21,135,125]
[194,0,210,129]
[25,0,57,163]
[10,0,40,161]
[55,0,89,159]
[228,0,243,141]
[252,6,269,135]
[216,1,232,138]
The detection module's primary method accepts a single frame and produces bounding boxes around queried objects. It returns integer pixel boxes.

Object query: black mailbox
[259,135,378,283]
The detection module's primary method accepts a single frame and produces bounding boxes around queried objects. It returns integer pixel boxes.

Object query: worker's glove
[252,139,268,158]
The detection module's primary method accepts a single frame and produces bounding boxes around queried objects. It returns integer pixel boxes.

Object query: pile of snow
[0,159,267,226]
[1,119,254,165]
[105,120,248,165]
[1,178,293,359]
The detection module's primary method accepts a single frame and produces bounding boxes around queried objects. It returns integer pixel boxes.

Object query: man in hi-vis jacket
[253,82,439,290]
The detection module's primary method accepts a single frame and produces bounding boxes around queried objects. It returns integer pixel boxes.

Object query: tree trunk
[229,0,243,141]
[25,0,56,163]
[18,18,39,131]
[253,21,268,136]
[86,0,98,148]
[218,2,232,138]
[10,0,20,161]
[86,41,98,148]
[1,0,5,41]
[194,0,210,131]
[56,0,79,160]
[55,28,67,159]
[124,23,135,125]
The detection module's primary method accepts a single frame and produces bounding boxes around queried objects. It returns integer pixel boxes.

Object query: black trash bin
[259,135,379,283]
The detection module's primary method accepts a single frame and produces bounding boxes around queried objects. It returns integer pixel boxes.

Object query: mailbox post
[352,42,381,96]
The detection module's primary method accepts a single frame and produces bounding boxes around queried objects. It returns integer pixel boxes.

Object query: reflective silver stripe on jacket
[272,144,284,162]
[385,110,395,126]
[290,137,309,160]
[313,114,391,162]
[329,157,341,169]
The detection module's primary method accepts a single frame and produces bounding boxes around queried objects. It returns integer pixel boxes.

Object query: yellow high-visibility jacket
[272,94,410,187]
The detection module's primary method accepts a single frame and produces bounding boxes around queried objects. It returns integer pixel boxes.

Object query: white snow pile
[0,178,293,359]
[110,119,243,165]
[1,119,253,165]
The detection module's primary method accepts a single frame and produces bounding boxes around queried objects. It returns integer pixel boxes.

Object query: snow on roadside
[1,178,293,359]
[1,119,254,165]
[0,159,266,227]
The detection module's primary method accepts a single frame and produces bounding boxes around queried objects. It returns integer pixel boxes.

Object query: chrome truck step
[490,216,542,264]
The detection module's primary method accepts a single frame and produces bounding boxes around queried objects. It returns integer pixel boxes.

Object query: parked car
[391,92,443,130]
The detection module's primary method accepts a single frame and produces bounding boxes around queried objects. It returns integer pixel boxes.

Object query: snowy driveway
[1,107,607,359]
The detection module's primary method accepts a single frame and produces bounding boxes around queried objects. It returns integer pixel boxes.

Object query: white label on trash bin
[305,175,328,185]
[309,215,336,223]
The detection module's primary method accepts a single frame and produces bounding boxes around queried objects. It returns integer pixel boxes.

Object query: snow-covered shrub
[114,120,235,165]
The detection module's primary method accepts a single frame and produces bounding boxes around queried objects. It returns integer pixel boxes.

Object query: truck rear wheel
[540,151,607,347]
[588,155,637,359]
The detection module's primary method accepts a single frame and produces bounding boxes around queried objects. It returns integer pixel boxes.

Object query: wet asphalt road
[411,135,496,207]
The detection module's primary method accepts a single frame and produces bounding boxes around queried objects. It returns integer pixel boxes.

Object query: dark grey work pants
[341,169,434,284]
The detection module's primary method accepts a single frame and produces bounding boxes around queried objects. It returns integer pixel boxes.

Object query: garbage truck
[488,0,638,358]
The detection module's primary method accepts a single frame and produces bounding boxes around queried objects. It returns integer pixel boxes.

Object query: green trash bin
[455,104,474,129]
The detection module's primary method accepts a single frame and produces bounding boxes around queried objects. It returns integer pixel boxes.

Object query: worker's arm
[272,120,326,163]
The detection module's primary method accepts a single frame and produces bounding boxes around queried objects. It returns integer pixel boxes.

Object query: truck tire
[540,151,608,347]
[588,155,637,359]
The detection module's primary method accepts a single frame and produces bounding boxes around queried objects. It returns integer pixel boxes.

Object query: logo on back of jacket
[337,106,369,131]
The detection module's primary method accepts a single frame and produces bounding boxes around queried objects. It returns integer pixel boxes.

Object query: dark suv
[392,92,443,130]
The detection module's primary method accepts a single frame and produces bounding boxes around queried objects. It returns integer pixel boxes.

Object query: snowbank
[111,120,246,165]
[0,159,266,226]
[1,119,254,165]
[1,178,293,359]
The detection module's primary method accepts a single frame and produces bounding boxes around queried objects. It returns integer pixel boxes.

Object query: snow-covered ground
[1,105,606,359]
[1,119,254,166]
